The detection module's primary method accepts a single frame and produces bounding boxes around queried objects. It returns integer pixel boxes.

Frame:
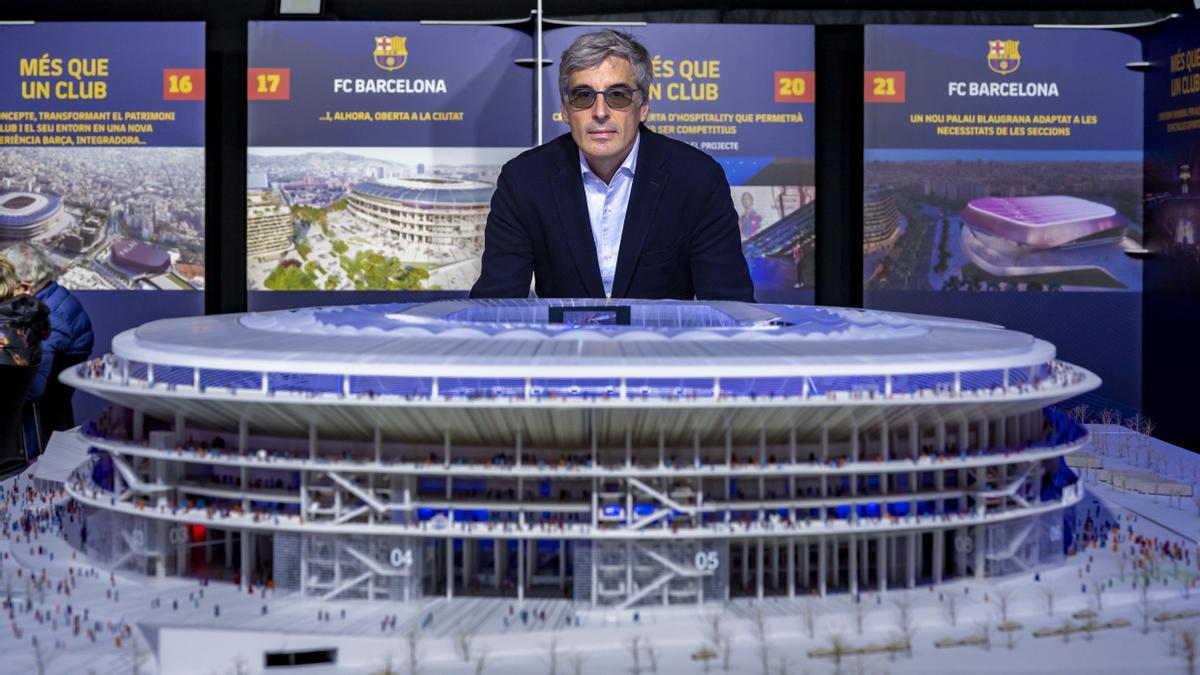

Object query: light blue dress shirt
[579,133,640,297]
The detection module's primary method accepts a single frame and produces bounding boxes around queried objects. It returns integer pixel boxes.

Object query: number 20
[779,77,807,97]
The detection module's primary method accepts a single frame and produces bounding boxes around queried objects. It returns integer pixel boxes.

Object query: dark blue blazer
[470,127,754,301]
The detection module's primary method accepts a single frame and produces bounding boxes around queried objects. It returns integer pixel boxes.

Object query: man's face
[562,55,649,165]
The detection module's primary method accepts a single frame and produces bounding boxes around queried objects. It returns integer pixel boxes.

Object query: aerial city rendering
[0,147,205,291]
[245,148,511,292]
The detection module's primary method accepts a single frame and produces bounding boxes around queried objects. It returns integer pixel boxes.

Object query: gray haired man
[470,30,753,301]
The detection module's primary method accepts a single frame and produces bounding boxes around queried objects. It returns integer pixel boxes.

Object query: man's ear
[639,101,650,123]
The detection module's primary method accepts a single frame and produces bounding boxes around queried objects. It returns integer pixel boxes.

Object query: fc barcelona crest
[987,40,1020,75]
[374,36,408,71]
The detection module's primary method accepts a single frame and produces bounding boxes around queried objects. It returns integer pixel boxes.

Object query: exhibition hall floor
[1,426,1197,675]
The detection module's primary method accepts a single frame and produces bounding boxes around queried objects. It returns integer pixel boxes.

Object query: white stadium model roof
[112,299,1053,378]
[69,299,1096,445]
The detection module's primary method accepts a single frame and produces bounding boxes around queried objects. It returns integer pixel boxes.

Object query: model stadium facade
[0,191,62,239]
[64,300,1095,608]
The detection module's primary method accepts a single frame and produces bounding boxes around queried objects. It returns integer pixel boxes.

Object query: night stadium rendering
[960,195,1129,278]
[0,190,63,239]
[63,299,1095,609]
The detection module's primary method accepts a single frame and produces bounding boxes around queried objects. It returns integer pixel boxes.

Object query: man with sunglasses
[470,30,754,301]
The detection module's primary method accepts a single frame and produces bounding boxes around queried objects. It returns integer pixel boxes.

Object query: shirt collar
[579,131,640,182]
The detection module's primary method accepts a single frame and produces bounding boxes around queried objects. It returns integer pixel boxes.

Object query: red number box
[864,71,906,103]
[162,68,205,101]
[248,68,291,101]
[774,71,815,103]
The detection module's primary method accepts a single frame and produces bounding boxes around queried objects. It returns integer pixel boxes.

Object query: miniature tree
[455,625,475,662]
[752,604,771,675]
[569,651,585,675]
[854,597,866,635]
[993,588,1012,625]
[643,639,659,673]
[545,637,561,675]
[705,611,727,660]
[1136,583,1153,635]
[800,597,819,639]
[893,594,917,658]
[942,592,959,627]
[31,637,52,675]
[626,635,640,675]
[473,647,490,675]
[1090,578,1105,612]
[976,620,992,651]
[826,634,849,674]
[405,628,423,675]
[1179,625,1199,675]
[1070,404,1090,426]
[1040,585,1056,617]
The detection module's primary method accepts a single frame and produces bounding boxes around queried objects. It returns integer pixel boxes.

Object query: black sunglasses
[566,86,641,110]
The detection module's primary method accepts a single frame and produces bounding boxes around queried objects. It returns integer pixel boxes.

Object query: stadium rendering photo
[346,177,493,259]
[64,299,1094,610]
[0,190,63,239]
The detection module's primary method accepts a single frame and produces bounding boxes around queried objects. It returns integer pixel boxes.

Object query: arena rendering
[345,177,493,259]
[62,299,1094,609]
[0,190,62,239]
[959,195,1129,279]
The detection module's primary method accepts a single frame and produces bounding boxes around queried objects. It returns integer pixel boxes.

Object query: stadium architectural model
[62,299,1095,611]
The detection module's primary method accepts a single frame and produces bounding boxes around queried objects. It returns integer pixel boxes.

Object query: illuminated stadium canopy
[961,195,1124,249]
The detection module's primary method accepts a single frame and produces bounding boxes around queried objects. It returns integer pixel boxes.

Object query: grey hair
[0,257,17,300]
[0,243,56,291]
[558,30,653,102]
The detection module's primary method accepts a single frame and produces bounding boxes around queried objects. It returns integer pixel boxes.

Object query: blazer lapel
[611,130,668,299]
[550,144,605,298]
